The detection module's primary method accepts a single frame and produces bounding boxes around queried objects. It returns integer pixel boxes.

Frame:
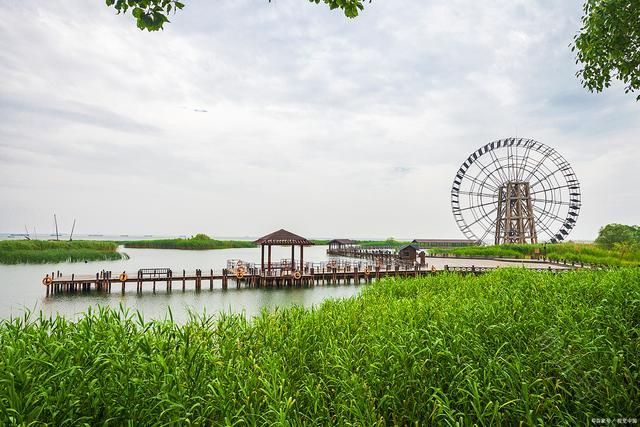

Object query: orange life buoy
[364,267,371,276]
[292,271,302,280]
[431,265,437,272]
[235,269,245,279]
[42,276,52,286]
[119,272,128,282]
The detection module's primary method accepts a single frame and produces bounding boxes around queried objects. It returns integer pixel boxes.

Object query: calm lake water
[0,243,559,322]
[0,245,365,322]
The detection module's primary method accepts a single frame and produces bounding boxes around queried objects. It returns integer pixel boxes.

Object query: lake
[0,245,366,322]
[0,243,560,322]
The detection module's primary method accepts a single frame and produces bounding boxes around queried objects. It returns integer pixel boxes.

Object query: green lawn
[1,268,637,424]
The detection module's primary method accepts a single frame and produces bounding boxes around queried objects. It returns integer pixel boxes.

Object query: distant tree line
[595,223,640,251]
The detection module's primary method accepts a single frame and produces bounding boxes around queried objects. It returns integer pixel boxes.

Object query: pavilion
[327,239,356,251]
[254,229,314,275]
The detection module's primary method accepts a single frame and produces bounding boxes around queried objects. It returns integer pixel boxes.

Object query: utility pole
[54,214,60,241]
[69,219,76,241]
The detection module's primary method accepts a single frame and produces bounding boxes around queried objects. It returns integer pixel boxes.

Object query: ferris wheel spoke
[456,190,498,198]
[517,143,535,182]
[474,157,507,190]
[453,199,498,212]
[532,205,566,224]
[487,148,510,183]
[478,223,495,243]
[513,140,520,181]
[461,206,499,231]
[529,166,565,189]
[529,184,574,196]
[531,198,571,206]
[521,149,555,184]
[534,219,557,241]
[463,175,499,193]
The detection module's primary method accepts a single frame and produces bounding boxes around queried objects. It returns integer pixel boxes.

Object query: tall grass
[122,234,255,250]
[0,269,637,424]
[0,240,125,264]
[430,242,640,267]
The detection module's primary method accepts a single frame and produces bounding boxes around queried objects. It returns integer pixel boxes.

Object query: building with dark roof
[411,239,481,249]
[398,244,421,260]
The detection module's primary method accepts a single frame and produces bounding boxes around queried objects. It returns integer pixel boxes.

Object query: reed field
[122,234,255,250]
[430,242,640,267]
[0,240,125,264]
[0,268,638,425]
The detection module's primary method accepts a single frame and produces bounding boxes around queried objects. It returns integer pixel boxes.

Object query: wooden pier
[38,230,572,297]
[41,261,567,297]
[326,246,399,261]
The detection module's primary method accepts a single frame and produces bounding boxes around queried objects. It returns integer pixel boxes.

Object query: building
[398,244,421,260]
[328,239,356,251]
[411,239,481,249]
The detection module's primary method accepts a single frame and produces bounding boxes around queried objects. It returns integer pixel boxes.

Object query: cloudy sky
[0,0,638,240]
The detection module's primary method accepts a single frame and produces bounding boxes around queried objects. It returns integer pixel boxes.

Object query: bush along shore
[0,240,126,265]
[430,242,640,267]
[122,234,255,250]
[0,268,637,424]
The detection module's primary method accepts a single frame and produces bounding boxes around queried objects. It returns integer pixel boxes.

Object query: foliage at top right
[573,0,640,101]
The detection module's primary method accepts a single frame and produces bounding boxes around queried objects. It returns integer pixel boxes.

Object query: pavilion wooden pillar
[300,245,304,273]
[291,245,295,271]
[268,245,272,275]
[261,244,265,274]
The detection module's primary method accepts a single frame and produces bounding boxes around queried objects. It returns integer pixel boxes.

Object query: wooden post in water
[210,269,214,291]
[222,269,228,290]
[182,270,186,292]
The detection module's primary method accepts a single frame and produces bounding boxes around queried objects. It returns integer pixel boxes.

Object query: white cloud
[0,0,637,240]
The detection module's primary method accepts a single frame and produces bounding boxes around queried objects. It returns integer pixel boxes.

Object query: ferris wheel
[451,138,581,244]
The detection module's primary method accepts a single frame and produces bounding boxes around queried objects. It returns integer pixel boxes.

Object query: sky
[0,0,638,241]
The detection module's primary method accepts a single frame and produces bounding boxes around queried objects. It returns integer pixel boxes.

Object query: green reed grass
[0,240,125,264]
[431,242,640,267]
[0,268,638,425]
[122,234,255,250]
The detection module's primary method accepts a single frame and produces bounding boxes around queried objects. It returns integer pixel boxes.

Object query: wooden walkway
[41,262,568,296]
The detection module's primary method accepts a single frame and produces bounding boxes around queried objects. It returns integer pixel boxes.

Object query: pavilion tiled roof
[254,229,314,246]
